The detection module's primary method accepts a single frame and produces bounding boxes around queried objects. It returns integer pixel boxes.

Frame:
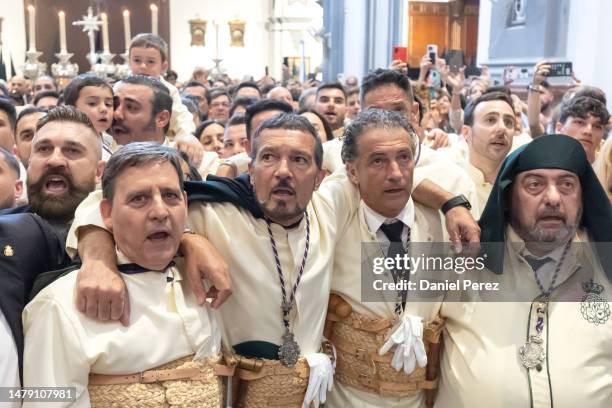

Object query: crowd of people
[0,31,610,408]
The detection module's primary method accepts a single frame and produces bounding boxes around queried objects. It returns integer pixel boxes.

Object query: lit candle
[58,11,67,52]
[27,5,36,51]
[101,12,110,52]
[215,21,219,58]
[123,10,131,50]
[150,4,158,35]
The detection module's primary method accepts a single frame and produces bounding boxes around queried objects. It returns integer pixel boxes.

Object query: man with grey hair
[322,68,479,250]
[325,109,445,407]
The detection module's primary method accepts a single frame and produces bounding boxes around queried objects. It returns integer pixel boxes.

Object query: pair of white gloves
[301,316,426,407]
[302,345,336,408]
[378,315,427,375]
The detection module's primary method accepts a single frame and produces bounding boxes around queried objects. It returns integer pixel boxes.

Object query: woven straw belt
[87,354,223,408]
[331,311,444,398]
[234,357,309,408]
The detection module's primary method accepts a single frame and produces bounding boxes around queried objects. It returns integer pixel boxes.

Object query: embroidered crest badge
[3,245,14,257]
[580,279,610,325]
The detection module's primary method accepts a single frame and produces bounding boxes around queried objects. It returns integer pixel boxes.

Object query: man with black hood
[435,134,612,407]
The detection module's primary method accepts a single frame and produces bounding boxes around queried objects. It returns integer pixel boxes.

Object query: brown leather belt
[89,364,232,385]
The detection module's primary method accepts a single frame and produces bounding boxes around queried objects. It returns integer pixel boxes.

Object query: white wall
[566,0,612,107]
[169,0,322,82]
[475,0,492,65]
[169,0,271,81]
[343,0,367,80]
[0,0,27,77]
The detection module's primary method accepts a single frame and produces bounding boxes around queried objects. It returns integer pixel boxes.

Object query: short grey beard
[509,214,580,255]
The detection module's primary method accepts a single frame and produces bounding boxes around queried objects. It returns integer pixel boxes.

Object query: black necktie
[118,261,176,282]
[523,255,553,272]
[379,221,410,314]
[380,221,404,244]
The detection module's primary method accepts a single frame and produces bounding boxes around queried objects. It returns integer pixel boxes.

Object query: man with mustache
[66,113,360,406]
[111,75,220,178]
[1,106,104,242]
[0,106,99,393]
[436,134,612,407]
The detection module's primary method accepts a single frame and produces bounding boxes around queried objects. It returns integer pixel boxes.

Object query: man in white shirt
[458,91,516,216]
[326,109,445,408]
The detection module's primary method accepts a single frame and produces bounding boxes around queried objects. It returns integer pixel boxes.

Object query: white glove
[378,315,427,375]
[302,352,334,408]
[223,152,252,174]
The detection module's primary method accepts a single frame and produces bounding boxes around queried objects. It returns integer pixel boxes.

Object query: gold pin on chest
[3,245,14,257]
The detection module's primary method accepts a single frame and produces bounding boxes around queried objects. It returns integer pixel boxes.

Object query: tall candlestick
[122,10,131,50]
[150,4,158,35]
[27,5,36,51]
[101,13,110,52]
[58,11,67,52]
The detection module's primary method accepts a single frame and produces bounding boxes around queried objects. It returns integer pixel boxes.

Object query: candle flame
[150,4,158,11]
[27,5,34,11]
[123,10,130,17]
[58,11,65,17]
[101,12,107,19]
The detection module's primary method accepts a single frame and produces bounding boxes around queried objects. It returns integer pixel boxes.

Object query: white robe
[22,257,220,408]
[436,228,612,408]
[327,199,445,408]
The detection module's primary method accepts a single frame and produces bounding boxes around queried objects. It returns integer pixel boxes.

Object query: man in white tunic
[323,69,479,245]
[325,109,446,408]
[451,91,517,217]
[436,134,612,407]
[23,143,221,407]
[65,114,358,407]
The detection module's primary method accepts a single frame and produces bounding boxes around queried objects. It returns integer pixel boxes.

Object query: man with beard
[0,107,95,391]
[1,106,104,242]
[436,134,612,407]
[65,114,361,406]
[111,75,172,147]
[315,83,347,139]
[112,75,220,178]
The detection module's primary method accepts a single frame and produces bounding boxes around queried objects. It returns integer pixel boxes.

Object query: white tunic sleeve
[22,296,91,407]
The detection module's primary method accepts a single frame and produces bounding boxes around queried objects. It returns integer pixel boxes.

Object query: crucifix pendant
[278,329,300,367]
[519,335,545,370]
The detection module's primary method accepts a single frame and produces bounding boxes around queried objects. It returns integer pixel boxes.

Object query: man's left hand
[180,233,232,308]
[425,129,451,150]
[175,134,204,168]
[302,353,334,408]
[445,206,480,253]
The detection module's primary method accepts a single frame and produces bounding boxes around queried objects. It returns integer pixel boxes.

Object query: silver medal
[519,335,545,369]
[278,329,300,367]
